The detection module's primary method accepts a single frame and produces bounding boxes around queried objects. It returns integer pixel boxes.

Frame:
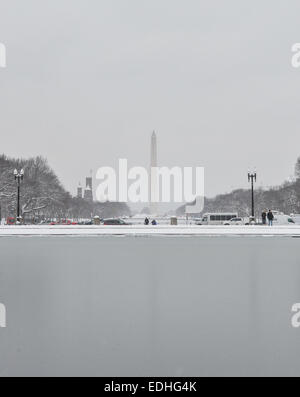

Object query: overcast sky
[1,0,300,200]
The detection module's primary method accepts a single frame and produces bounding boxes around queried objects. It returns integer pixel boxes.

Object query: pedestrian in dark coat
[262,210,267,225]
[267,210,274,226]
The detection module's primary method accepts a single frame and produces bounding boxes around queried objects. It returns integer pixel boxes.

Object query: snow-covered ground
[1,225,300,236]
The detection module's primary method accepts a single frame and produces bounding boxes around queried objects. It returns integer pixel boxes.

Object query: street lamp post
[248,170,257,220]
[14,169,24,224]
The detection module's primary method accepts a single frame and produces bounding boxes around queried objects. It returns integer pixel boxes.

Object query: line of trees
[177,157,300,217]
[0,154,130,222]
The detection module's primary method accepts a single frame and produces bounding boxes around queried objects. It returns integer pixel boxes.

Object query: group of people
[261,210,274,226]
[144,217,157,226]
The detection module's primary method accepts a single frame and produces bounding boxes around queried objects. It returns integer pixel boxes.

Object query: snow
[1,225,300,236]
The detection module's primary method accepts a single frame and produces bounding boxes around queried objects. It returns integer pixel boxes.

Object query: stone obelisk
[150,131,158,215]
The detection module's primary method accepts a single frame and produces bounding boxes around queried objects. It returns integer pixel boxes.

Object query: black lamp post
[248,170,257,219]
[14,169,24,224]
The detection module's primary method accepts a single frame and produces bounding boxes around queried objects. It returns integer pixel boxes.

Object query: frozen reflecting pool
[0,236,300,376]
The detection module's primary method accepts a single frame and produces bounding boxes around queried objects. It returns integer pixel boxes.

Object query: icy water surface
[0,236,300,376]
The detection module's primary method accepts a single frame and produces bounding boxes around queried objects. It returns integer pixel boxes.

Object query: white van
[196,213,238,226]
[272,213,295,225]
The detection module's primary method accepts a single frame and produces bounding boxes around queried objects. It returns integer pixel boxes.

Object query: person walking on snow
[267,210,274,226]
[261,210,267,225]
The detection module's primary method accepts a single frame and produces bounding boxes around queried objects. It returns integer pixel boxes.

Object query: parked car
[61,220,72,225]
[84,220,94,225]
[223,217,245,226]
[103,218,130,225]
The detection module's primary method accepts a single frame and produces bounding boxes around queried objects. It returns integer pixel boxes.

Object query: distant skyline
[1,0,300,200]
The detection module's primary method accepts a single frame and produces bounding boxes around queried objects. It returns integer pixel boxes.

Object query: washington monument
[150,131,158,215]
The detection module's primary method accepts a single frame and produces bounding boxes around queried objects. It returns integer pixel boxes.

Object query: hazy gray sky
[1,0,300,198]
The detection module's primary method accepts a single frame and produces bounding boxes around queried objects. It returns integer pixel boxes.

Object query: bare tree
[0,154,131,222]
[295,157,300,180]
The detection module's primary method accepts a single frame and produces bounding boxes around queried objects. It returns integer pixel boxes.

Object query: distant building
[84,172,93,202]
[84,185,93,202]
[77,171,93,202]
[77,183,83,199]
[86,175,93,191]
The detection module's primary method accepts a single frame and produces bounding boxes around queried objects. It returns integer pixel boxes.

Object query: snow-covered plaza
[1,224,300,237]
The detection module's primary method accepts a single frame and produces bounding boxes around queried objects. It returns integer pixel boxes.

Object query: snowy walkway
[1,225,300,237]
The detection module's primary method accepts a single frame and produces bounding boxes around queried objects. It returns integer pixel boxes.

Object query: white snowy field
[1,224,300,236]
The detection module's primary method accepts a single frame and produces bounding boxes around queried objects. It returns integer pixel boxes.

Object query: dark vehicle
[103,219,129,225]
